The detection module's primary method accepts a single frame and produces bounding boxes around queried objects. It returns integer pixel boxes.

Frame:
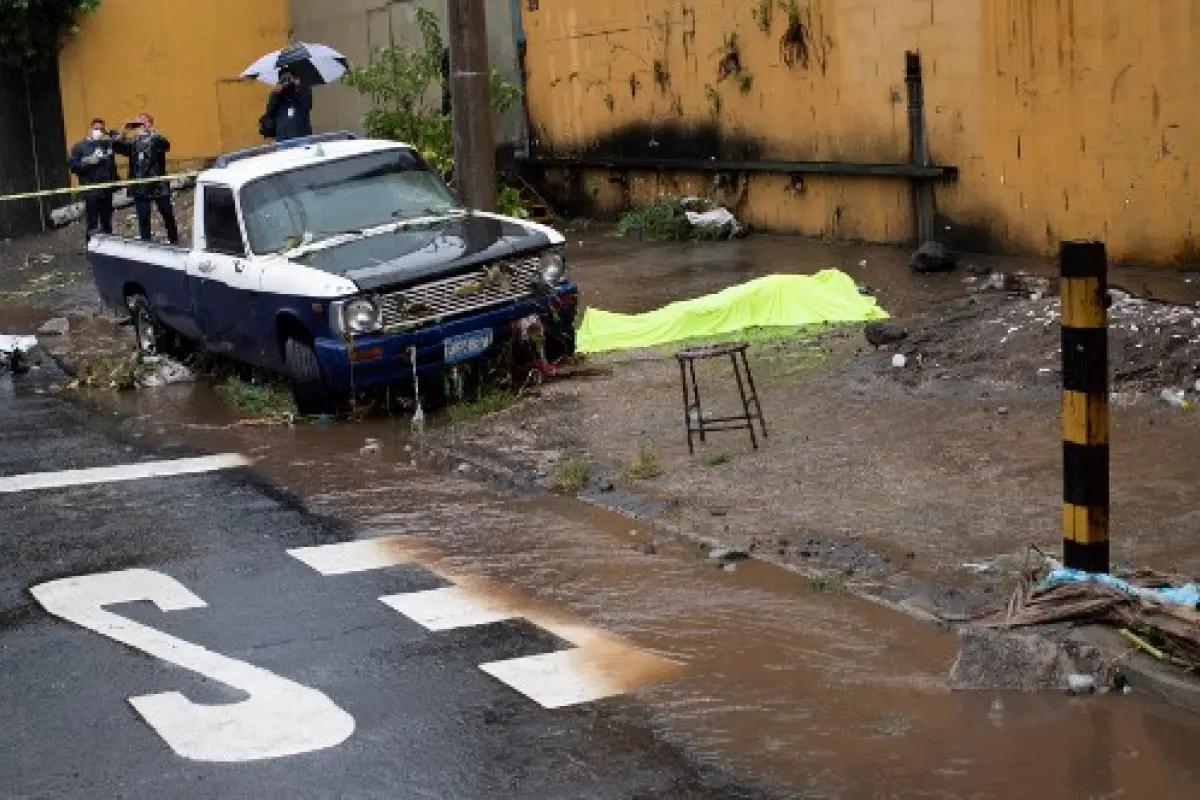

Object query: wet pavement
[6,363,1187,798]
[4,230,1200,796]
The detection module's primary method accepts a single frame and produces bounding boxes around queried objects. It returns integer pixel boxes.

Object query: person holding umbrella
[68,117,120,243]
[262,66,313,141]
[244,42,349,140]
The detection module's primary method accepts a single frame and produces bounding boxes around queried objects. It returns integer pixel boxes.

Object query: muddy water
[8,232,1200,795]
[94,384,1200,798]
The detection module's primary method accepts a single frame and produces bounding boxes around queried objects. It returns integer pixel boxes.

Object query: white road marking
[287,535,422,575]
[479,649,626,709]
[0,454,250,494]
[292,537,683,709]
[380,586,519,631]
[30,569,355,763]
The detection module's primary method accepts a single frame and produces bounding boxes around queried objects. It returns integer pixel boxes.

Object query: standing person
[113,114,179,245]
[68,118,120,243]
[262,67,313,141]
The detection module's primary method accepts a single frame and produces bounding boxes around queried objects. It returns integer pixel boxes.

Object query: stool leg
[688,360,706,444]
[679,359,694,455]
[739,350,767,438]
[730,352,758,450]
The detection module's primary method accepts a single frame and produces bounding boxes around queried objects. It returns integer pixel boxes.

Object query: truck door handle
[197,261,215,274]
[234,261,245,273]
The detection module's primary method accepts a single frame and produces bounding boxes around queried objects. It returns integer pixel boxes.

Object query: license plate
[443,328,493,364]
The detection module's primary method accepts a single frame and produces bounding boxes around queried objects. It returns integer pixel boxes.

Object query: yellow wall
[58,0,291,174]
[521,1,1200,266]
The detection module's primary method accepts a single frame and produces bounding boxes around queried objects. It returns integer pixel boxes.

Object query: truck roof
[201,137,413,191]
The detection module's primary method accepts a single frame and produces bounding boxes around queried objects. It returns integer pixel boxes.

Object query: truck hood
[290,213,555,292]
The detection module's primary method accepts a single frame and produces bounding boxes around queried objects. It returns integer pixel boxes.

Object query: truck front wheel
[284,336,340,416]
[129,294,170,357]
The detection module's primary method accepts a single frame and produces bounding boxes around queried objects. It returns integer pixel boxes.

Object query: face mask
[90,129,105,140]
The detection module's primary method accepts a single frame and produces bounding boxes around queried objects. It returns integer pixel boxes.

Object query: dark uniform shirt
[68,137,120,201]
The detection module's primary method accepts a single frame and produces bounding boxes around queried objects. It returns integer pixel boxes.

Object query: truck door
[185,184,265,362]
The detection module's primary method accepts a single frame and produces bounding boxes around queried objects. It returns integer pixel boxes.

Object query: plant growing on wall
[343,6,522,191]
[0,0,101,66]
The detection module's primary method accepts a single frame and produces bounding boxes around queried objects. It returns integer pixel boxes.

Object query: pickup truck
[87,133,578,414]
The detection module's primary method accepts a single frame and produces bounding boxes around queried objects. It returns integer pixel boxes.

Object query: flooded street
[5,230,1200,796]
[80,377,1198,798]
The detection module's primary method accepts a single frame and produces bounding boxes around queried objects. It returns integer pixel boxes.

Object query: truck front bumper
[313,284,578,391]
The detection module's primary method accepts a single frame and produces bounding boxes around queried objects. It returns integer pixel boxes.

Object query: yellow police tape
[0,171,201,203]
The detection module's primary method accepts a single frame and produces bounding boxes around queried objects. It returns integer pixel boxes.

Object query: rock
[997,406,1009,415]
[863,322,908,348]
[138,358,195,388]
[1066,674,1097,695]
[50,203,85,228]
[910,240,959,273]
[709,547,750,563]
[950,627,1104,691]
[37,317,70,337]
[456,463,472,473]
[891,354,908,369]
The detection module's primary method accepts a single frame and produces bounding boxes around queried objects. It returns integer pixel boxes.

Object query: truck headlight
[540,249,567,285]
[332,298,381,335]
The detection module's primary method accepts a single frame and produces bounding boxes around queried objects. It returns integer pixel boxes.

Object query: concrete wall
[58,0,291,173]
[520,0,1200,267]
[289,0,525,146]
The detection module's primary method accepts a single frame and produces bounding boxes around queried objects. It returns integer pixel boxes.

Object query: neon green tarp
[576,270,889,354]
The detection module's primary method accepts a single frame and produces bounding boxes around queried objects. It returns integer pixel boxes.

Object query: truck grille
[377,256,543,330]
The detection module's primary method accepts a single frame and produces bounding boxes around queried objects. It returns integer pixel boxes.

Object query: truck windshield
[239,148,459,254]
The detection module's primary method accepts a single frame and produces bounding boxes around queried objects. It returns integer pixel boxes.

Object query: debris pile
[892,273,1200,392]
[617,196,745,241]
[985,558,1200,673]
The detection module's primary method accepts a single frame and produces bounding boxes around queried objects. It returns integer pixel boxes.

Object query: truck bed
[87,234,191,321]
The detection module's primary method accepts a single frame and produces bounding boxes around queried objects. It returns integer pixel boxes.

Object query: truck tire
[129,294,170,357]
[284,336,339,416]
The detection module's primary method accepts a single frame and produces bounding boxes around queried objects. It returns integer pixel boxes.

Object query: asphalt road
[0,366,765,799]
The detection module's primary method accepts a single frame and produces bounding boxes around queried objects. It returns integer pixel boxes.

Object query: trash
[37,318,70,337]
[997,406,1010,415]
[577,271,890,354]
[138,358,195,388]
[684,207,743,238]
[0,335,37,355]
[1160,388,1186,408]
[891,354,908,369]
[962,560,997,574]
[1066,674,1097,695]
[360,439,382,456]
[1041,568,1200,609]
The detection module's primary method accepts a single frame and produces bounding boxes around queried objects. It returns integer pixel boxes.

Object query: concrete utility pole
[446,0,496,211]
[1060,241,1110,574]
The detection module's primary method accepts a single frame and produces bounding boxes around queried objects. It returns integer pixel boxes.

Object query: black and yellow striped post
[1060,240,1110,574]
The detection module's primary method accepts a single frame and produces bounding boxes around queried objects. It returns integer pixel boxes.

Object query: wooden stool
[675,342,767,455]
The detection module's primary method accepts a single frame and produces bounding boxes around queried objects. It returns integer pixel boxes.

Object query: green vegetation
[343,5,523,209]
[703,452,730,467]
[624,448,664,481]
[550,459,591,494]
[215,377,295,416]
[443,389,518,425]
[0,0,100,66]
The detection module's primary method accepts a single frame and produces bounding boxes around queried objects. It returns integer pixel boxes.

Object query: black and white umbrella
[242,42,349,86]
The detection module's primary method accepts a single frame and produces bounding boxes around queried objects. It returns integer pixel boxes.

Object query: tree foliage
[0,0,101,66]
[343,6,522,184]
